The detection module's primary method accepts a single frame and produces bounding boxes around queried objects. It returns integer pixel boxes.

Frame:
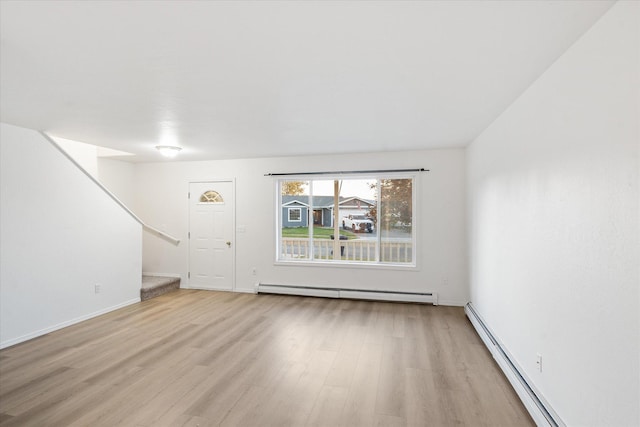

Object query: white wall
[51,136,137,209]
[97,157,137,208]
[467,2,639,426]
[53,136,99,177]
[0,123,142,348]
[136,148,468,305]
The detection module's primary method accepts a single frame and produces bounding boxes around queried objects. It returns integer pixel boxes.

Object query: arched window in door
[199,190,224,203]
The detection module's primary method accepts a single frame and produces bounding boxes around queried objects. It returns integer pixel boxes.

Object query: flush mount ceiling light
[156,145,182,158]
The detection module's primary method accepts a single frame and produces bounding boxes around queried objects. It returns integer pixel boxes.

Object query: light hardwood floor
[0,290,534,426]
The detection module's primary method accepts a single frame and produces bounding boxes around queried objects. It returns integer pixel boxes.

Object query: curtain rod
[264,168,428,177]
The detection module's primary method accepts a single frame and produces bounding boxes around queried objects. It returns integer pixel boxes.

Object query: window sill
[274,259,418,271]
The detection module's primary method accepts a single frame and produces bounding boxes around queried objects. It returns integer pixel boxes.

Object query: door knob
[226,241,232,247]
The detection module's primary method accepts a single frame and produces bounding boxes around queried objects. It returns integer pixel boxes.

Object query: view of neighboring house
[281,195,374,228]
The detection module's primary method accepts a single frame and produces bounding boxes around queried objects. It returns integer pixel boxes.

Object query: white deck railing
[281,237,412,263]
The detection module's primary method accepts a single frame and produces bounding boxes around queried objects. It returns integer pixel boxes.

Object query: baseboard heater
[256,283,438,304]
[465,303,564,427]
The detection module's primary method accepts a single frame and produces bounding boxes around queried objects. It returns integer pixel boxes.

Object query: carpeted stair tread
[141,275,180,301]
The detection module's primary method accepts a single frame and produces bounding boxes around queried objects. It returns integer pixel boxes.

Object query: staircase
[141,275,181,301]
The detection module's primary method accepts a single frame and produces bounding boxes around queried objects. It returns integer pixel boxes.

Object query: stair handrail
[40,131,181,246]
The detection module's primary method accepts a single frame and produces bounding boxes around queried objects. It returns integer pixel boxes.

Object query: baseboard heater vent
[465,303,564,427]
[256,283,437,305]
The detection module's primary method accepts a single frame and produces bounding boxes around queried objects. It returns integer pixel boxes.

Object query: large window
[277,174,416,267]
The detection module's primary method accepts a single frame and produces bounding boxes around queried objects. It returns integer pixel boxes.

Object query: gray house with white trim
[281,195,374,228]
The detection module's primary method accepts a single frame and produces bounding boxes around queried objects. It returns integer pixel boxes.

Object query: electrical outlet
[94,283,101,294]
[536,354,542,372]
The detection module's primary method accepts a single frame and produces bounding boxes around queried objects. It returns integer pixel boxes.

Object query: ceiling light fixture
[156,145,182,158]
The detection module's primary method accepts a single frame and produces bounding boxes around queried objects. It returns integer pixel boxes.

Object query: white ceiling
[0,0,614,162]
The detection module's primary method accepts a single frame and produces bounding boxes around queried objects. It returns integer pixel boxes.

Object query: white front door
[189,181,234,291]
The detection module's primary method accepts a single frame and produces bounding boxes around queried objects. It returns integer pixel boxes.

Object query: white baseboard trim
[0,297,141,350]
[184,286,235,292]
[465,302,564,427]
[234,288,258,294]
[260,284,340,299]
[182,286,256,295]
[436,299,467,307]
[256,283,438,304]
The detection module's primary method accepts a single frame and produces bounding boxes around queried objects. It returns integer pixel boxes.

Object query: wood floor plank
[304,385,348,427]
[323,325,366,388]
[339,342,384,426]
[1,381,112,426]
[0,290,534,427]
[127,364,210,427]
[405,367,450,426]
[217,385,270,427]
[375,335,406,417]
[375,414,405,427]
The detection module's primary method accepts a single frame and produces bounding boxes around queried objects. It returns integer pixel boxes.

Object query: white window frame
[288,207,302,222]
[276,173,418,269]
